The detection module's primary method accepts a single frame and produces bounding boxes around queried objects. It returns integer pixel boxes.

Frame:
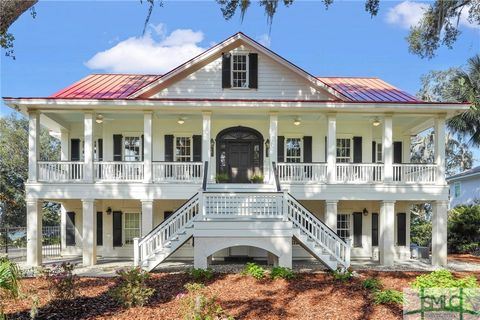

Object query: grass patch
[362,277,382,291]
[270,267,295,280]
[373,289,404,305]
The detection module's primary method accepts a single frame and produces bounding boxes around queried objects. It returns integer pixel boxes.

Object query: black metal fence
[0,225,61,260]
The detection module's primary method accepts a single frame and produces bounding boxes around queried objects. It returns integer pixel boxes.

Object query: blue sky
[1,0,479,162]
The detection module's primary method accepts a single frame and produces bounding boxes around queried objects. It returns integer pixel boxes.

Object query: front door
[228,143,252,183]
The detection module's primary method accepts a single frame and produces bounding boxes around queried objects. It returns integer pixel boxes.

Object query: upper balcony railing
[35,161,440,185]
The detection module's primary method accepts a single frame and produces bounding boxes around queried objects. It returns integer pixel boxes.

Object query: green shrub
[109,267,155,308]
[180,282,234,320]
[448,205,480,254]
[241,262,265,280]
[41,262,78,301]
[373,289,404,305]
[0,258,21,319]
[332,267,354,282]
[362,277,382,291]
[215,173,229,183]
[411,269,478,289]
[270,267,295,280]
[250,174,264,183]
[189,268,214,281]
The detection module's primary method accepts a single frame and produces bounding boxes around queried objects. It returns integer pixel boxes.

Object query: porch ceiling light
[96,114,104,124]
[293,118,301,126]
[372,117,381,127]
[177,117,185,125]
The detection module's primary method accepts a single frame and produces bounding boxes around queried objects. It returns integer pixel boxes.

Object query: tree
[418,54,480,146]
[448,205,480,253]
[0,113,60,227]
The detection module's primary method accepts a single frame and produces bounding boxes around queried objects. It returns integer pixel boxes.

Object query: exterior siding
[448,176,480,208]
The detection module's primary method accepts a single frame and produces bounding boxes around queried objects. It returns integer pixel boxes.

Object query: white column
[26,198,42,266]
[28,111,40,182]
[434,115,446,185]
[143,112,153,183]
[60,129,70,161]
[84,112,94,182]
[82,199,97,266]
[327,113,336,184]
[383,114,393,182]
[202,112,211,180]
[324,200,338,232]
[141,200,154,237]
[432,200,448,266]
[269,112,278,183]
[60,204,67,251]
[379,200,395,266]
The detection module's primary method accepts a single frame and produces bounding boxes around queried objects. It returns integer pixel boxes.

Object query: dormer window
[232,54,248,88]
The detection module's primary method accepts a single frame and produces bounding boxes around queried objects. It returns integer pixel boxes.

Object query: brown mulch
[448,253,480,264]
[3,271,480,320]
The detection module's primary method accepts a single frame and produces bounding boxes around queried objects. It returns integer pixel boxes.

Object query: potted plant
[215,173,229,183]
[250,174,264,184]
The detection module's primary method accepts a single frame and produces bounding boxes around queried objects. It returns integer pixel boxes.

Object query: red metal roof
[50,74,162,99]
[317,77,419,103]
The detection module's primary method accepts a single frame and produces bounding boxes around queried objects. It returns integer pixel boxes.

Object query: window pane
[232,54,248,88]
[124,212,140,245]
[175,137,191,162]
[286,138,302,163]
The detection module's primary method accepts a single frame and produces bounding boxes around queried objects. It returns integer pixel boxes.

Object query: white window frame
[375,141,383,163]
[336,137,352,163]
[174,135,192,162]
[454,182,461,198]
[122,132,142,162]
[285,137,303,163]
[231,53,249,89]
[123,212,141,245]
[337,214,351,242]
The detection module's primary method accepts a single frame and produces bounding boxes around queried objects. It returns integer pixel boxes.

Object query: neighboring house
[447,166,480,208]
[3,32,469,270]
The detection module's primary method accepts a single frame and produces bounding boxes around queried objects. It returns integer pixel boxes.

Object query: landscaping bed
[3,270,479,320]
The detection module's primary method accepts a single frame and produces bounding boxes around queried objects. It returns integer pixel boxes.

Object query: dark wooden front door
[228,143,252,183]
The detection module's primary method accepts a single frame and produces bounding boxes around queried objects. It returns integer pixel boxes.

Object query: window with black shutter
[353,212,363,248]
[397,213,406,246]
[222,53,231,88]
[372,213,379,246]
[277,136,285,162]
[303,136,312,163]
[96,212,103,246]
[164,211,173,220]
[248,53,258,89]
[98,139,103,161]
[164,135,174,162]
[372,141,376,163]
[393,141,402,164]
[71,139,80,161]
[192,135,202,162]
[113,134,123,161]
[113,211,122,247]
[353,137,362,163]
[66,212,76,246]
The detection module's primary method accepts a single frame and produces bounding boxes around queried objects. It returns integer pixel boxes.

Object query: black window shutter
[324,136,327,162]
[393,141,402,164]
[98,139,103,161]
[113,211,122,247]
[222,53,231,89]
[353,212,363,248]
[372,141,376,163]
[353,136,362,163]
[71,139,80,161]
[164,211,173,220]
[192,135,202,162]
[372,213,379,246]
[303,136,312,163]
[277,136,285,163]
[164,135,174,161]
[248,53,258,89]
[66,212,76,246]
[397,213,406,246]
[113,134,123,161]
[96,211,103,246]
[141,134,145,161]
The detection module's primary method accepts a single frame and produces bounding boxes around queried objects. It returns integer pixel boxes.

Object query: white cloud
[256,33,271,48]
[386,1,428,29]
[386,1,479,30]
[85,24,206,74]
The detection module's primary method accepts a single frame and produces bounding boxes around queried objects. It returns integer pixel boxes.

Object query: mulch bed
[3,271,480,320]
[448,253,480,264]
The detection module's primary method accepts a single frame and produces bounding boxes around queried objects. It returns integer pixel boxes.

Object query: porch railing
[277,163,327,183]
[393,164,437,184]
[38,161,84,182]
[94,162,144,181]
[336,163,384,183]
[152,162,203,183]
[203,192,284,218]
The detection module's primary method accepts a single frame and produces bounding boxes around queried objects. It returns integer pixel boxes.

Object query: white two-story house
[4,32,469,271]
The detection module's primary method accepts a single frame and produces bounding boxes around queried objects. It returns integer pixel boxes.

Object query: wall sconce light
[362,208,369,216]
[95,114,104,124]
[177,117,185,125]
[210,139,215,157]
[265,139,270,156]
[106,207,112,215]
[372,117,381,127]
[293,118,301,126]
